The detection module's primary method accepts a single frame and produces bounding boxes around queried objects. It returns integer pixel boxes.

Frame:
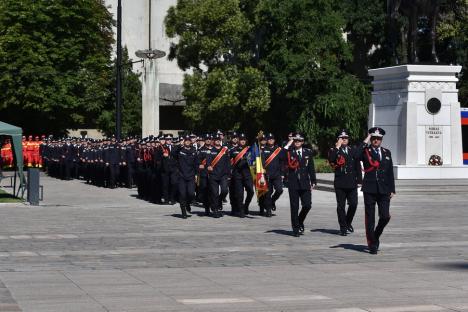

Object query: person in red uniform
[1,138,14,169]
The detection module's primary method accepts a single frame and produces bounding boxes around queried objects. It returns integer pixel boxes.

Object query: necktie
[374,148,380,160]
[298,150,302,160]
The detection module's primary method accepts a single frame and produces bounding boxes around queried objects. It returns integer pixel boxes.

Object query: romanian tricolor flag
[462,110,468,126]
[463,109,468,165]
[247,142,268,198]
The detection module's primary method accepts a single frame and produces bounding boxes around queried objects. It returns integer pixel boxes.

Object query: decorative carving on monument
[408,81,454,91]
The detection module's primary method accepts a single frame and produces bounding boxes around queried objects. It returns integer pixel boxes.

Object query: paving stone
[0,174,467,311]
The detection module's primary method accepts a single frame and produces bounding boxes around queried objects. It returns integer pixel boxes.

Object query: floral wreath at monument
[428,155,443,166]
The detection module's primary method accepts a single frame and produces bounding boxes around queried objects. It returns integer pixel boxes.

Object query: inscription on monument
[425,125,443,165]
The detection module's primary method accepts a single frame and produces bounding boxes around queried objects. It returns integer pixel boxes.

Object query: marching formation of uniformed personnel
[359,127,395,254]
[37,127,397,255]
[284,133,317,237]
[328,129,362,236]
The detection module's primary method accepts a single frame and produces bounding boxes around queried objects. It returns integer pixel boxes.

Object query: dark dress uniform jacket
[230,146,251,179]
[287,148,317,190]
[360,143,396,194]
[161,144,177,173]
[205,147,231,180]
[176,146,198,180]
[328,146,363,189]
[262,145,286,178]
[104,144,120,165]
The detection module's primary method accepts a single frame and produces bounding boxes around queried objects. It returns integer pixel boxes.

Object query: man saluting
[286,133,317,237]
[360,127,395,254]
[328,129,362,236]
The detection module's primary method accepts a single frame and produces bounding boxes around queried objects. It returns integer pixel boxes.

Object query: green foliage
[182,66,269,132]
[166,0,270,134]
[97,48,142,137]
[314,157,334,173]
[165,0,253,70]
[0,0,114,135]
[256,0,369,153]
[437,0,468,106]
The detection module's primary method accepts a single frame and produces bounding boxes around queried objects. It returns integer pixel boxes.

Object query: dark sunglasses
[371,137,382,141]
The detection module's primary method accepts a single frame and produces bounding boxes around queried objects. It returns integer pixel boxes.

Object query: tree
[0,0,114,135]
[256,0,370,152]
[165,0,270,134]
[437,0,468,106]
[97,48,142,137]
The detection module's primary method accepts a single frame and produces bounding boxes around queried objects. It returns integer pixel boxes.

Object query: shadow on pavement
[330,243,369,253]
[266,229,297,237]
[169,213,192,219]
[426,262,468,271]
[311,228,341,235]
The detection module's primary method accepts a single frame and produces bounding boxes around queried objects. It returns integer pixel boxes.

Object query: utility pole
[116,0,122,141]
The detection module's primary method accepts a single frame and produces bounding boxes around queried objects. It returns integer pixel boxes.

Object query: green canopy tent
[0,121,26,197]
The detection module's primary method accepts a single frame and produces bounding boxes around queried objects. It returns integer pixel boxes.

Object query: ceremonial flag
[247,142,268,198]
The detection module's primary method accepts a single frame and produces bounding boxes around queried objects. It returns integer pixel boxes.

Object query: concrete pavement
[0,173,467,311]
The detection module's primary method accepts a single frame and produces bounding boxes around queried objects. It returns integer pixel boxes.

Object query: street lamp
[135,49,166,60]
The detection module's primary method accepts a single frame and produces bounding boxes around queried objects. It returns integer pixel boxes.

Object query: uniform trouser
[335,187,358,230]
[151,169,162,203]
[108,164,119,188]
[233,176,254,214]
[363,192,391,248]
[125,164,135,188]
[209,176,229,211]
[228,178,236,212]
[178,178,195,209]
[263,175,283,210]
[288,188,312,230]
[199,175,210,209]
[162,170,179,202]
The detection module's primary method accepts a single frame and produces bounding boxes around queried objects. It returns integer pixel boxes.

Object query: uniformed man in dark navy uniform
[197,134,214,215]
[328,129,363,236]
[205,135,231,218]
[104,139,121,189]
[260,133,286,217]
[286,133,317,237]
[360,127,395,254]
[175,135,198,218]
[160,134,179,204]
[229,133,254,217]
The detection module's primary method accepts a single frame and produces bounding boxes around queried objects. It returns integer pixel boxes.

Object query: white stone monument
[368,65,468,179]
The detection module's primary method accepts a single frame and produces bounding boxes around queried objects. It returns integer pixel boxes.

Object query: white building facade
[105,0,186,135]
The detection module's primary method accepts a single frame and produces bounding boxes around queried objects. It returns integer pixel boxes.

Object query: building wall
[104,0,185,87]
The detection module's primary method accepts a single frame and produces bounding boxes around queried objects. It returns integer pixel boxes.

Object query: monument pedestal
[368,65,468,179]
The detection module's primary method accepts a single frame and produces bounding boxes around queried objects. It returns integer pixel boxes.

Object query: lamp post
[115,0,122,141]
[135,49,166,137]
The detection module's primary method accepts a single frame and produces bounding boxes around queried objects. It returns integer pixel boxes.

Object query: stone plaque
[425,125,443,165]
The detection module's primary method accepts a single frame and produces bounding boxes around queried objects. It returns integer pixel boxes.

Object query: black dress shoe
[299,224,305,233]
[347,225,354,233]
[340,230,347,236]
[369,247,378,254]
[186,205,191,213]
[293,230,300,237]
[265,208,272,217]
[271,203,276,211]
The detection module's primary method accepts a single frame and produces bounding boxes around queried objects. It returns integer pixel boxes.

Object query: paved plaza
[0,174,467,312]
